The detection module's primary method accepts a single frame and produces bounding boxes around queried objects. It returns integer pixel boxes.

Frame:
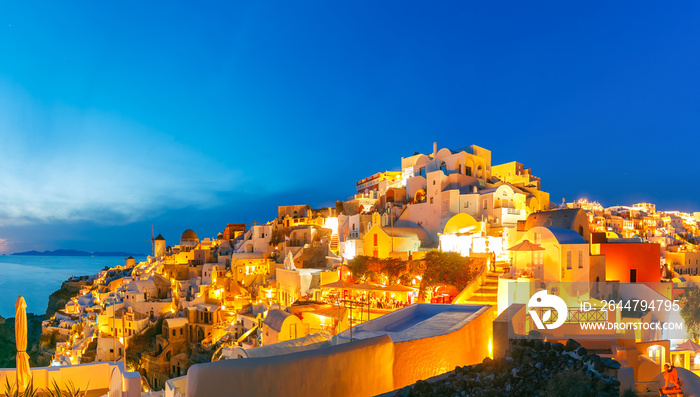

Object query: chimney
[432,142,437,158]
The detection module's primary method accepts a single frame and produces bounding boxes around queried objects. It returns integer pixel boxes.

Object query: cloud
[0,238,9,254]
[0,84,246,227]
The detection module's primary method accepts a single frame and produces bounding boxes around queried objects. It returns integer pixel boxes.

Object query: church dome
[181,229,199,243]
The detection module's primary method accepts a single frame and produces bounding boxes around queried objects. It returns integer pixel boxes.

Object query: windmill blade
[144,225,156,256]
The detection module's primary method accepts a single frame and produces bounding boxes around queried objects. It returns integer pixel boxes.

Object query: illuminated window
[373,234,378,246]
[534,232,541,244]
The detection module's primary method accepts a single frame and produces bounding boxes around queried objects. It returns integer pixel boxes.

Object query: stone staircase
[459,264,506,306]
[330,233,339,252]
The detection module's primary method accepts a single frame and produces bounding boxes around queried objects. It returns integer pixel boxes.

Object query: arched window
[415,189,426,203]
[465,166,472,176]
[457,163,462,174]
[440,162,447,173]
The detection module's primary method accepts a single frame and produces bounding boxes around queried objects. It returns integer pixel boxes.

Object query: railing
[635,381,660,395]
[532,307,608,324]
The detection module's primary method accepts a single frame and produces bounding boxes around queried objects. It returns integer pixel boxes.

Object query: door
[535,264,544,281]
[630,268,637,283]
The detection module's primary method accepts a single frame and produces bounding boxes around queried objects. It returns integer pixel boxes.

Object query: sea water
[0,255,145,318]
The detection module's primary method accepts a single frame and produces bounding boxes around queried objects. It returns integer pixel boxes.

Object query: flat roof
[336,304,490,343]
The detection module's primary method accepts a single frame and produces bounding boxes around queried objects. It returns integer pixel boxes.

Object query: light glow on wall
[343,239,356,260]
[324,217,339,235]
[439,232,508,261]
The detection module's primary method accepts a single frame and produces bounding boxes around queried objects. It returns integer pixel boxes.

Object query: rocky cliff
[395,338,623,397]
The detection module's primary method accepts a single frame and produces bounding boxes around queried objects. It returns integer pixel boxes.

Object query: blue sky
[0,2,699,254]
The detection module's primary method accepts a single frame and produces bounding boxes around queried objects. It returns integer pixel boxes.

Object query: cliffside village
[35,143,700,395]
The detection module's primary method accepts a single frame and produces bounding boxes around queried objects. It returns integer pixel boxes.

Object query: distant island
[12,249,146,257]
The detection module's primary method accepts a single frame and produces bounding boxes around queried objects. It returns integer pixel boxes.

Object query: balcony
[497,207,527,226]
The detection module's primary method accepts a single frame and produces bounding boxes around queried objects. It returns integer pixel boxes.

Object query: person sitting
[661,363,683,395]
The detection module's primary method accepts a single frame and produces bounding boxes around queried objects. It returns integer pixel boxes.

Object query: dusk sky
[1,2,699,255]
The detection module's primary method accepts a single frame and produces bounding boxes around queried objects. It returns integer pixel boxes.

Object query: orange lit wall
[599,243,661,283]
[392,305,497,390]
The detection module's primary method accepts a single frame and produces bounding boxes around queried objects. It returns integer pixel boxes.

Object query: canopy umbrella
[382,284,418,292]
[676,339,700,353]
[352,282,381,291]
[507,240,545,252]
[321,280,356,289]
[507,240,544,277]
[15,296,30,391]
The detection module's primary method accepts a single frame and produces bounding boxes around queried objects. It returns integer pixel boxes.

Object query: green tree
[679,285,700,340]
[380,257,406,285]
[420,250,475,294]
[348,256,371,279]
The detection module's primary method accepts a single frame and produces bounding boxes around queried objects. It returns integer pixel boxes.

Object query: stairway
[330,233,339,252]
[460,264,506,306]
